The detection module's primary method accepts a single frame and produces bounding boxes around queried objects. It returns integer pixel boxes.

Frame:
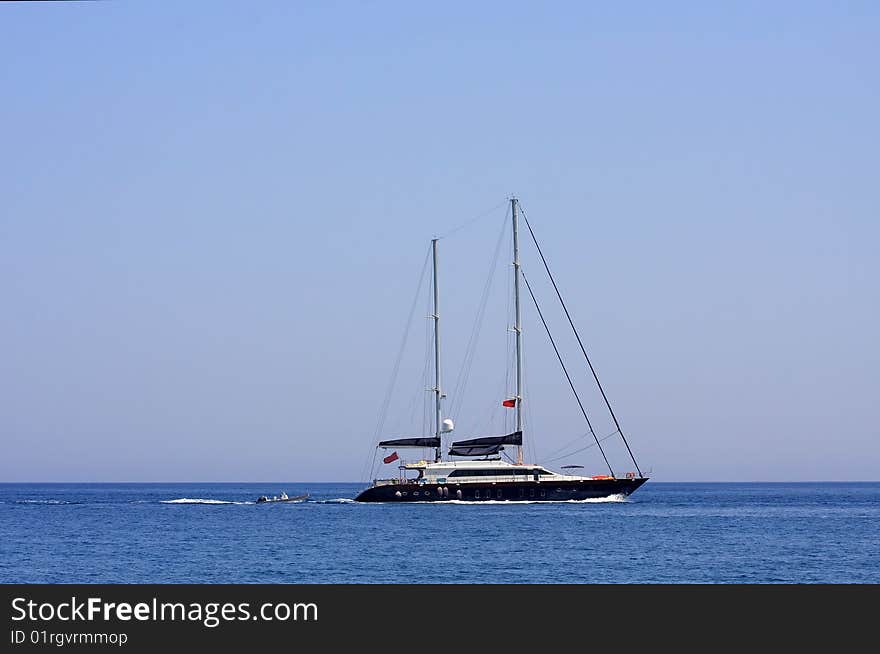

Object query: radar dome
[441,418,455,433]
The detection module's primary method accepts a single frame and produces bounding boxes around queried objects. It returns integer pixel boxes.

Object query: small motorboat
[255,492,309,504]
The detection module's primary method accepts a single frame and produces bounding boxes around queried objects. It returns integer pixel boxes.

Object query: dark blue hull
[354,477,648,502]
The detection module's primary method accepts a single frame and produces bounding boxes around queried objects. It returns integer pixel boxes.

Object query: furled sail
[447,431,522,457]
[377,437,441,449]
[447,443,504,457]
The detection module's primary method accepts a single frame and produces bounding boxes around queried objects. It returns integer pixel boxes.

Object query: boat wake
[160,498,253,505]
[314,498,356,504]
[568,493,629,503]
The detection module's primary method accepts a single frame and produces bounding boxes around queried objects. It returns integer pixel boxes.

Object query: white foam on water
[315,498,356,504]
[160,498,252,505]
[567,493,629,503]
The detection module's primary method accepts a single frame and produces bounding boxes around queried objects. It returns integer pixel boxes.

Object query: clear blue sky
[1,1,877,481]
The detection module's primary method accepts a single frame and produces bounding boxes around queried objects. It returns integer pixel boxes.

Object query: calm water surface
[1,482,876,583]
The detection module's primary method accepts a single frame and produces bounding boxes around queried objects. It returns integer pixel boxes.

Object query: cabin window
[445,468,552,478]
[519,489,524,498]
[496,489,502,499]
[448,469,515,478]
[474,490,480,499]
[530,489,535,498]
[540,490,546,498]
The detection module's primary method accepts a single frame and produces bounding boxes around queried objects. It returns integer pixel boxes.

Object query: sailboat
[354,198,648,502]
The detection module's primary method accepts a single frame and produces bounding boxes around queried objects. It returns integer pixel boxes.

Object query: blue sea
[0,482,877,583]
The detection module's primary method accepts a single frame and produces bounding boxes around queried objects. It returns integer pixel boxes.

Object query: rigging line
[374,243,432,441]
[480,367,507,436]
[504,223,513,420]
[503,213,515,438]
[364,441,384,485]
[405,339,430,434]
[450,207,508,409]
[527,371,537,464]
[519,205,643,477]
[406,286,434,434]
[521,269,615,477]
[361,439,376,488]
[367,448,379,484]
[540,428,611,461]
[520,333,536,463]
[361,244,432,483]
[549,430,617,461]
[438,199,508,240]
[396,304,431,437]
[449,210,509,419]
[542,430,621,465]
[422,276,433,439]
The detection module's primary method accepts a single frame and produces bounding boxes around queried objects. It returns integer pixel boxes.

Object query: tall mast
[431,238,442,463]
[511,197,524,465]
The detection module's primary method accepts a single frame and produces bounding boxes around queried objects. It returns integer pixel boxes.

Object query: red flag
[502,398,516,408]
[383,451,399,464]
